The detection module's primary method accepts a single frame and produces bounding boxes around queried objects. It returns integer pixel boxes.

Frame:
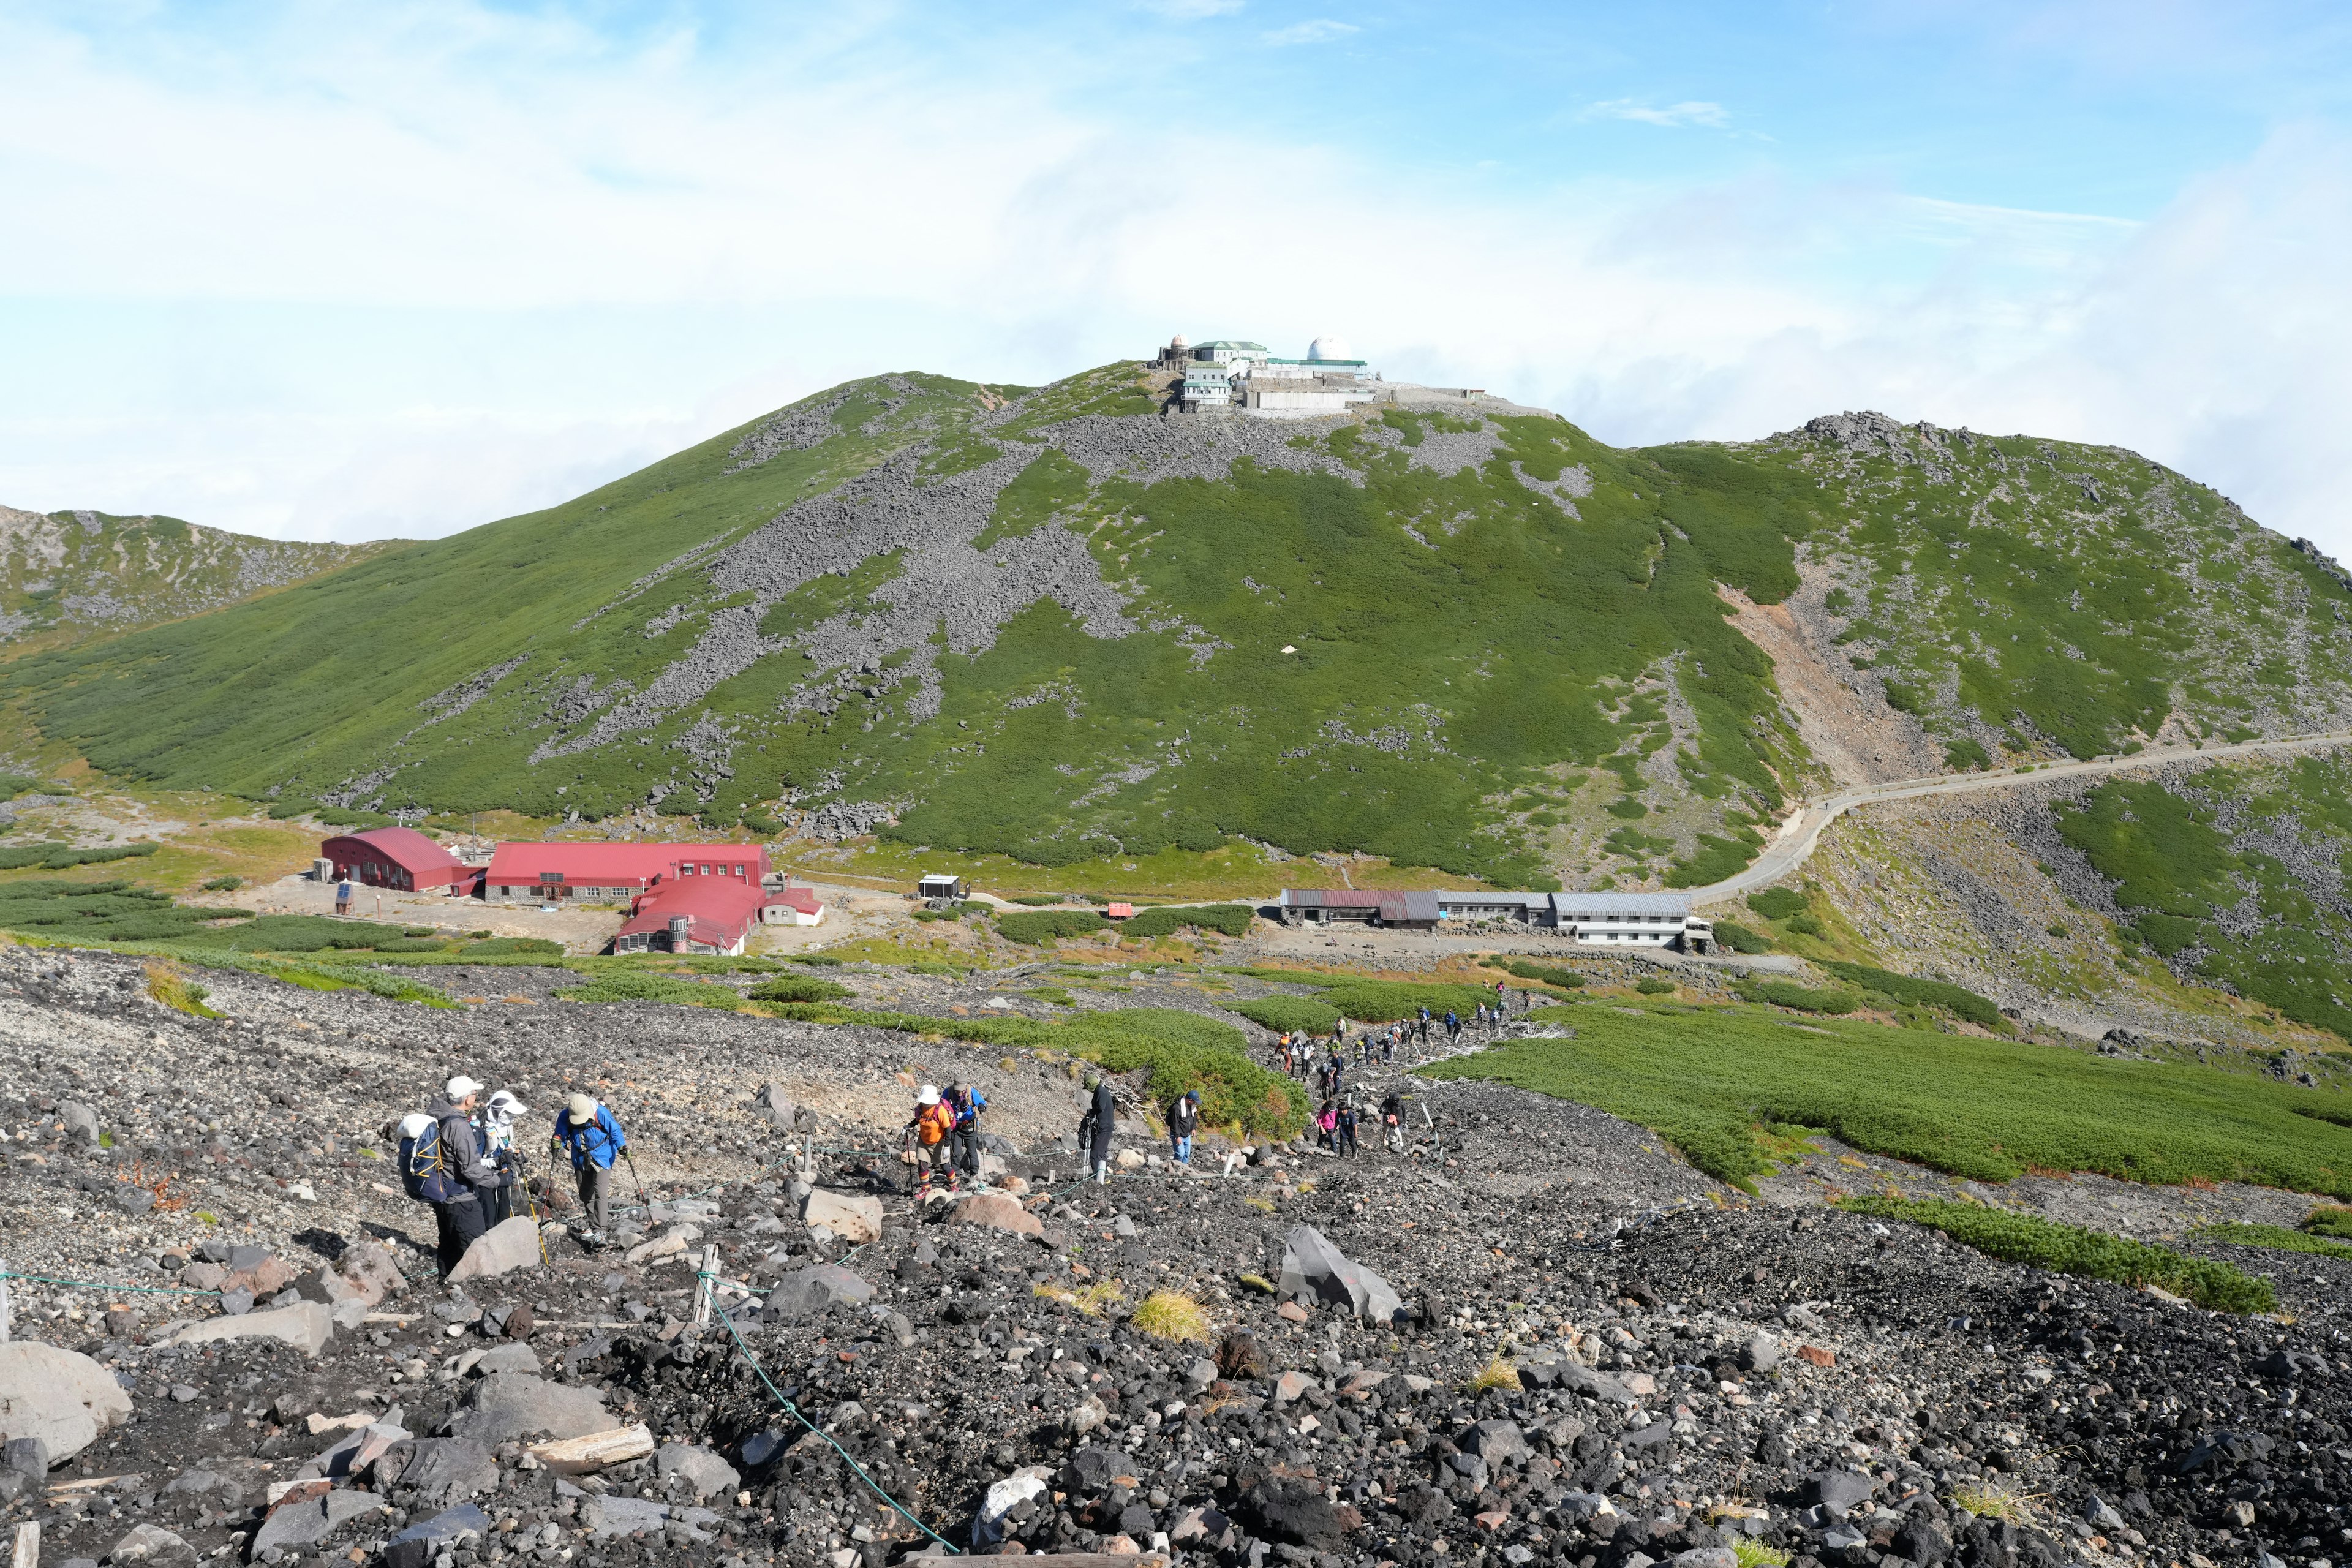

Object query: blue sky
[4,1,2350,547]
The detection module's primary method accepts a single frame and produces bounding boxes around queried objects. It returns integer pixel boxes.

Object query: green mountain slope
[0,505,394,654]
[13,368,2350,892]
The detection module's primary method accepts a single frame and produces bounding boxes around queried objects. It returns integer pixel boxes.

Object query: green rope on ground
[695,1269,962,1555]
[0,1271,221,1295]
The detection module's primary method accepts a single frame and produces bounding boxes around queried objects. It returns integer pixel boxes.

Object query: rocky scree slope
[22,368,2349,894]
[0,505,393,652]
[5,945,2352,1568]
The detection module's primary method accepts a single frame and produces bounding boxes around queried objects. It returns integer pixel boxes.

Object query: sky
[3,1,2350,550]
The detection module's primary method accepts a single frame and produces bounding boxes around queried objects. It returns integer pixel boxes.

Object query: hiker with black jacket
[425,1075,502,1278]
[1167,1090,1200,1166]
[1084,1074,1118,1183]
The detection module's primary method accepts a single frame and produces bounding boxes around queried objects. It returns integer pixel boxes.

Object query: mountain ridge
[12,361,2351,905]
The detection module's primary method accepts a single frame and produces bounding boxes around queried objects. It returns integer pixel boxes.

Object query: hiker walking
[1381,1088,1406,1153]
[1337,1099,1360,1158]
[1314,1096,1339,1151]
[1082,1074,1118,1183]
[907,1085,958,1195]
[423,1076,500,1277]
[475,1089,530,1226]
[1444,1009,1460,1041]
[947,1082,987,1183]
[552,1091,628,1237]
[1167,1089,1200,1166]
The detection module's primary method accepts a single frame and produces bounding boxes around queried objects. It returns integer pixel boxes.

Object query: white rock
[801,1189,883,1245]
[0,1343,133,1463]
[447,1216,545,1282]
[160,1301,334,1357]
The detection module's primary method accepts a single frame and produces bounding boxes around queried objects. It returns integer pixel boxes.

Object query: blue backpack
[398,1117,464,1204]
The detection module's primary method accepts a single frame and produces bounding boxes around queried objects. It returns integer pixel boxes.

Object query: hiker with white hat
[476,1090,531,1226]
[552,1091,628,1237]
[905,1085,957,1196]
[423,1075,502,1278]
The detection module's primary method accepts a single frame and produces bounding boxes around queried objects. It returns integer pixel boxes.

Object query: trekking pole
[622,1147,651,1211]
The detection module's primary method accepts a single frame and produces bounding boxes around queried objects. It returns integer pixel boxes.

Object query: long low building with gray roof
[1276,887,1714,951]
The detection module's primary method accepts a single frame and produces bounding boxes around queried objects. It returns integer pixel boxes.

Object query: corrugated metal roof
[320,826,462,874]
[486,842,766,884]
[1548,892,1694,916]
[616,880,769,947]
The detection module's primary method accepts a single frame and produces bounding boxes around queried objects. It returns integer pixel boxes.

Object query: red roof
[617,879,771,949]
[484,841,766,885]
[771,886,823,916]
[321,827,464,876]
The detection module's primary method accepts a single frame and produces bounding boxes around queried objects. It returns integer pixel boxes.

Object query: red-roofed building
[610,879,827,954]
[320,827,472,894]
[483,842,766,905]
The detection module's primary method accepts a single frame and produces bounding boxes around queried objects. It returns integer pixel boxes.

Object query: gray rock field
[2,941,2350,1568]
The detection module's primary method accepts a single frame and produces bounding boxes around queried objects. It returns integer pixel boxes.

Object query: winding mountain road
[1687,728,2352,907]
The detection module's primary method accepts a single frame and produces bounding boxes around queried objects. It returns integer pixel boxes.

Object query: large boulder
[0,1343,135,1463]
[104,1522,197,1566]
[375,1438,498,1502]
[447,1217,545,1282]
[160,1301,333,1357]
[654,1442,741,1500]
[763,1265,875,1322]
[753,1085,798,1130]
[945,1191,1042,1237]
[382,1503,490,1568]
[801,1189,883,1245]
[1275,1224,1403,1324]
[249,1487,385,1559]
[444,1374,610,1444]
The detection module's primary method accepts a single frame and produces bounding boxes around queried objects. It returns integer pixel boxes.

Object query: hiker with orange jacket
[906,1085,960,1196]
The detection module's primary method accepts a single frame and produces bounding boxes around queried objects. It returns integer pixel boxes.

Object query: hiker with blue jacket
[553,1092,628,1238]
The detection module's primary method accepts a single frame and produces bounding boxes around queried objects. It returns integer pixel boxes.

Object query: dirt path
[1689,728,2352,905]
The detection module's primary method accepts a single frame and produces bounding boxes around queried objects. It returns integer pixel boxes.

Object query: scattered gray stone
[382,1503,491,1568]
[655,1442,741,1499]
[444,1373,611,1444]
[100,1523,195,1566]
[1275,1224,1403,1324]
[247,1487,383,1558]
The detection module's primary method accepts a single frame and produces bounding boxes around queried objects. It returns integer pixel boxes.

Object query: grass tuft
[1129,1291,1215,1343]
[1732,1542,1790,1568]
[1035,1281,1125,1316]
[1466,1357,1523,1393]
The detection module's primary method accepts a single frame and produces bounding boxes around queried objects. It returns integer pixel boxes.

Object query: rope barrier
[695,1268,962,1555]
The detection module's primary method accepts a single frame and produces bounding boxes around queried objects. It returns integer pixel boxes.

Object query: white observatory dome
[1170,333,1192,350]
[1306,335,1349,361]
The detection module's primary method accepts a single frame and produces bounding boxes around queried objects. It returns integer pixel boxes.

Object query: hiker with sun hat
[551,1090,628,1238]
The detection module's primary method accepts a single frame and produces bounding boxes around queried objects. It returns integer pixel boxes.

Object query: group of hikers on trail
[903,1082,987,1194]
[394,1076,633,1278]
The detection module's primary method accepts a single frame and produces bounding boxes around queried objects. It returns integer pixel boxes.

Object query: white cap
[487,1090,529,1119]
[918,1085,941,1106]
[446,1075,484,1101]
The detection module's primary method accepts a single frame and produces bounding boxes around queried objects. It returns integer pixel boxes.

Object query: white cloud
[1583,98,1732,129]
[0,7,2344,563]
[1134,0,1244,16]
[1259,18,1357,46]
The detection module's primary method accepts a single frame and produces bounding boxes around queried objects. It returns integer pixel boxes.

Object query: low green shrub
[1008,894,1065,907]
[791,953,845,966]
[1739,980,1856,1014]
[2193,1222,2352,1261]
[1635,978,1675,995]
[2305,1202,2352,1237]
[1711,920,1772,954]
[1814,960,2003,1029]
[1839,1194,2274,1313]
[998,908,1110,944]
[1227,996,1342,1035]
[1483,957,1587,990]
[200,875,244,892]
[556,971,742,1009]
[462,937,566,956]
[1746,887,1808,921]
[0,840,161,872]
[1122,902,1256,940]
[746,974,856,1003]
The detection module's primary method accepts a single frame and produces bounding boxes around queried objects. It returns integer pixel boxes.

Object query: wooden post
[1,1254,11,1343]
[692,1244,718,1328]
[12,1520,39,1568]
